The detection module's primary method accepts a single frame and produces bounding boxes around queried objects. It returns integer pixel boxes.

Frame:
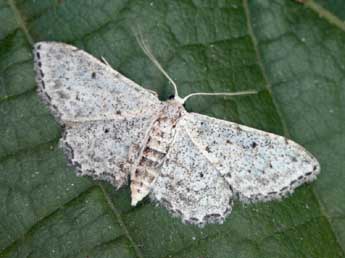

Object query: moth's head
[167,94,185,106]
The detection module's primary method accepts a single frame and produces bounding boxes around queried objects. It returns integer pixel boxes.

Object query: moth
[33,41,320,226]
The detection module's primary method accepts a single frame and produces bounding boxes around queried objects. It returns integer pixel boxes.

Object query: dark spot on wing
[280,186,288,192]
[56,90,69,99]
[268,191,277,195]
[290,180,297,186]
[91,72,96,79]
[251,142,257,148]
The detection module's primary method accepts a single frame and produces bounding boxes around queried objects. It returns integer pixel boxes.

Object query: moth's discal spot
[205,146,211,153]
[251,142,257,148]
[104,128,109,133]
[116,110,121,115]
[56,90,70,99]
[91,72,96,79]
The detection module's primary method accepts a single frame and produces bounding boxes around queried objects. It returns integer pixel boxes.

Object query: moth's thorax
[130,99,184,205]
[162,98,186,119]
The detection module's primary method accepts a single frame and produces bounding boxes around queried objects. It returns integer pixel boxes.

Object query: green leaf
[0,0,344,257]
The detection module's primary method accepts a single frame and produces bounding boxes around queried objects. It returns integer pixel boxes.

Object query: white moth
[33,41,320,226]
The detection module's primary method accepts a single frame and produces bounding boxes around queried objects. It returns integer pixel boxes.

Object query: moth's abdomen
[130,104,182,205]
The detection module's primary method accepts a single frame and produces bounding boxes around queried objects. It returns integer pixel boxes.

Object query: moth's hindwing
[151,120,233,226]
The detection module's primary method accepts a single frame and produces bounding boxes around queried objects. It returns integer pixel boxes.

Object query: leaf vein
[7,0,34,46]
[99,184,145,258]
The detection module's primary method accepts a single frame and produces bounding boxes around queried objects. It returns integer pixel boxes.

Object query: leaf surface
[0,0,344,257]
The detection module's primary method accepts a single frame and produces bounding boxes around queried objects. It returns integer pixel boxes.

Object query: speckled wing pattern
[151,120,233,226]
[151,112,320,225]
[34,42,320,226]
[180,113,320,202]
[33,42,161,188]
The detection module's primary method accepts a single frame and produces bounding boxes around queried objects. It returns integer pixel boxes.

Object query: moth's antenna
[182,90,258,104]
[132,28,257,104]
[133,29,179,98]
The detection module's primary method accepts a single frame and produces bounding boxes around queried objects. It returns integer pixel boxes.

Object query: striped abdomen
[130,108,181,205]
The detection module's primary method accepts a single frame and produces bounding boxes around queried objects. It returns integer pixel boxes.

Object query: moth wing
[33,42,161,188]
[151,121,233,226]
[33,41,161,123]
[182,112,320,202]
[61,115,156,188]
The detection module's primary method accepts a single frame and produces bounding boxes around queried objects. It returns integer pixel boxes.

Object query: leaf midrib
[7,0,33,45]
